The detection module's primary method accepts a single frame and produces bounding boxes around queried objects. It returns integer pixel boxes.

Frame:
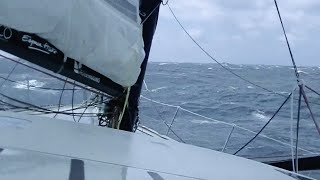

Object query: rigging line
[52,97,110,114]
[166,106,180,136]
[273,0,299,79]
[295,86,302,173]
[305,85,320,97]
[275,168,317,180]
[117,87,131,129]
[166,4,320,108]
[290,86,296,172]
[12,93,108,115]
[71,82,76,122]
[140,95,316,154]
[249,153,320,160]
[0,99,98,116]
[0,54,111,98]
[140,1,161,25]
[0,61,19,90]
[0,94,98,116]
[77,95,98,123]
[0,62,19,109]
[233,91,293,155]
[167,4,282,96]
[0,75,80,91]
[141,114,185,143]
[54,78,68,118]
[142,84,185,143]
[301,86,320,135]
[0,100,98,117]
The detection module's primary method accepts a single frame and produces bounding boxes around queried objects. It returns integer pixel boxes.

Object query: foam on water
[190,120,219,125]
[14,80,45,90]
[252,110,269,121]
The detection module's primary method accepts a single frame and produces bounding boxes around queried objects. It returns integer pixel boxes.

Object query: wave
[297,70,309,75]
[229,86,238,90]
[190,119,218,125]
[252,110,269,121]
[159,63,169,66]
[158,62,179,66]
[150,86,167,92]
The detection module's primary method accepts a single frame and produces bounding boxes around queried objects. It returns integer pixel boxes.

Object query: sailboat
[0,0,318,179]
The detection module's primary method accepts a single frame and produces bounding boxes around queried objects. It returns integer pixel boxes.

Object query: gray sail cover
[0,0,145,87]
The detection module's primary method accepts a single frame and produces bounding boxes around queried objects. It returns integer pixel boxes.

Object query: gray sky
[149,0,320,66]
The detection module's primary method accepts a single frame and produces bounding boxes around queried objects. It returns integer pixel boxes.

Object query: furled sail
[0,0,145,87]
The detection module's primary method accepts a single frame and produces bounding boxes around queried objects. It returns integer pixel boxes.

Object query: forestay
[0,0,145,87]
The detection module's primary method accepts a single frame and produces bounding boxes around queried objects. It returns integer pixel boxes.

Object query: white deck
[0,112,297,180]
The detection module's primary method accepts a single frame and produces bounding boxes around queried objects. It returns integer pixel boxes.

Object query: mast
[119,0,162,131]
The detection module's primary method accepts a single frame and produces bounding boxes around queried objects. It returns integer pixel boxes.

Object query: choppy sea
[0,58,319,179]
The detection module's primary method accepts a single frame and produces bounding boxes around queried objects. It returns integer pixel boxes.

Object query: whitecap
[229,67,242,70]
[277,91,289,95]
[247,86,254,89]
[159,63,169,66]
[150,86,167,92]
[229,86,238,90]
[190,120,218,125]
[208,67,213,70]
[252,110,269,121]
[297,70,309,75]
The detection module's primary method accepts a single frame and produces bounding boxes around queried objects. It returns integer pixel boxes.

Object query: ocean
[0,58,319,179]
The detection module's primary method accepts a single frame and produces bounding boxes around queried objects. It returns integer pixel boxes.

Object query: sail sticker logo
[21,35,58,55]
[0,25,12,41]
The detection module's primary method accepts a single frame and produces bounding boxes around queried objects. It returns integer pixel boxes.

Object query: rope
[140,2,161,25]
[167,4,283,96]
[275,167,318,180]
[305,85,320,97]
[0,98,96,116]
[273,0,299,80]
[301,85,320,135]
[140,95,316,154]
[0,61,19,109]
[77,95,99,123]
[295,86,302,173]
[221,125,235,152]
[117,87,131,129]
[166,106,180,135]
[0,62,19,90]
[142,82,185,143]
[53,78,68,118]
[290,86,296,172]
[71,82,76,122]
[233,91,293,155]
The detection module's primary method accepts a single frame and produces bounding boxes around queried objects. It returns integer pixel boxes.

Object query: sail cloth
[0,0,145,87]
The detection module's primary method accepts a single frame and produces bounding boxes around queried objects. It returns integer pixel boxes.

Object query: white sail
[0,0,145,87]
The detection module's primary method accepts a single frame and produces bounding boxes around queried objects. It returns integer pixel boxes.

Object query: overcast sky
[149,0,320,66]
